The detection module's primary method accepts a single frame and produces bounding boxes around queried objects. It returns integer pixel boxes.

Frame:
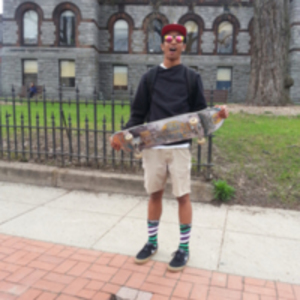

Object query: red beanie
[161,24,187,37]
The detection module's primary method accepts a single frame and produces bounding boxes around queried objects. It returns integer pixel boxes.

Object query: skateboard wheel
[125,133,133,141]
[189,117,198,126]
[134,152,143,159]
[197,138,206,145]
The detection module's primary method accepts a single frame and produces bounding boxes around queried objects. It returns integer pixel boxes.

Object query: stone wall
[5,0,300,104]
[1,47,98,98]
[97,4,253,102]
[98,54,250,102]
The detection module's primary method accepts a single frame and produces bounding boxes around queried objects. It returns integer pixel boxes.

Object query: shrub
[213,180,235,202]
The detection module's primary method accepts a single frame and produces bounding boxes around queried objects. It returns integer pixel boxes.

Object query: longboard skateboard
[111,107,224,158]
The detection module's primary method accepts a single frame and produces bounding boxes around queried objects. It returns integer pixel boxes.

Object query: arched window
[148,19,163,53]
[217,21,233,54]
[114,20,129,52]
[23,10,38,45]
[60,10,76,46]
[185,21,198,54]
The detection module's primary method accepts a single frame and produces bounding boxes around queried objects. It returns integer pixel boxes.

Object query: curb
[0,161,213,202]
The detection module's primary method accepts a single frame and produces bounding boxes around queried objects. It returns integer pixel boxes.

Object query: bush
[213,180,235,202]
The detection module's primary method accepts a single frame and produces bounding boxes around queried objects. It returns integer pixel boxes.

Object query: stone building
[0,0,298,103]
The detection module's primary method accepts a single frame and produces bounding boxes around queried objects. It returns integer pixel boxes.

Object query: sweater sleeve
[124,73,150,129]
[192,73,207,112]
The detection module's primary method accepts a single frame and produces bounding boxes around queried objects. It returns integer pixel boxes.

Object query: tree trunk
[247,0,291,106]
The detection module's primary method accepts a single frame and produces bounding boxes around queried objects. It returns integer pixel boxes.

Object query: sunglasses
[164,35,184,43]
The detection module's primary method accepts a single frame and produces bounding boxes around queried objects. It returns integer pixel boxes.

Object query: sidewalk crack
[216,205,229,270]
[0,190,72,227]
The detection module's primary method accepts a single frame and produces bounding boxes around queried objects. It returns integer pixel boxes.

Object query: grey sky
[0,0,2,14]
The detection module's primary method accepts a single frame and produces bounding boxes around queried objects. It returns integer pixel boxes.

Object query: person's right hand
[110,136,121,151]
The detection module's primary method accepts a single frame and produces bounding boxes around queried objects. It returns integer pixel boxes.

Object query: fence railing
[0,86,216,179]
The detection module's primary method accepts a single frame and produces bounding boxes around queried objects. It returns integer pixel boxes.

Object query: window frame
[15,3,43,47]
[113,19,129,53]
[113,65,128,90]
[59,10,76,47]
[53,3,81,47]
[217,21,234,55]
[216,67,233,91]
[22,59,38,86]
[22,10,39,46]
[142,13,168,54]
[108,13,134,54]
[212,14,240,56]
[147,18,163,54]
[178,13,204,55]
[59,60,76,88]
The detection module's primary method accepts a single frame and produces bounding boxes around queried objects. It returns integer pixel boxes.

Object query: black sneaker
[135,243,158,264]
[167,249,189,272]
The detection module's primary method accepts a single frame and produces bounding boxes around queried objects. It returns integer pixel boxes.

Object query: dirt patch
[228,104,300,116]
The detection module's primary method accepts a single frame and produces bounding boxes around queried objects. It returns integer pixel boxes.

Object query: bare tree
[247,0,292,106]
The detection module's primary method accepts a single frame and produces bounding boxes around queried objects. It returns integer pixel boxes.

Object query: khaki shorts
[142,148,191,198]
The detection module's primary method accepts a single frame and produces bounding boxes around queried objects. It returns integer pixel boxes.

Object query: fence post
[36,113,40,162]
[21,113,25,161]
[85,115,89,164]
[93,87,98,166]
[129,86,133,169]
[12,85,18,158]
[27,88,33,159]
[52,113,56,159]
[76,86,81,163]
[59,85,64,166]
[111,89,115,168]
[0,107,3,159]
[103,115,107,166]
[206,86,214,180]
[6,112,10,161]
[43,86,48,161]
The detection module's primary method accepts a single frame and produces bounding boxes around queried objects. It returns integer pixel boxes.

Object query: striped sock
[179,224,191,253]
[148,220,159,247]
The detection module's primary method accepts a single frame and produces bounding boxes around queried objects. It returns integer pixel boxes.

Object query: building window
[113,66,128,90]
[114,20,129,52]
[185,21,198,54]
[23,10,38,45]
[216,67,232,90]
[23,60,38,86]
[148,19,163,53]
[60,10,76,46]
[217,21,233,54]
[60,61,75,87]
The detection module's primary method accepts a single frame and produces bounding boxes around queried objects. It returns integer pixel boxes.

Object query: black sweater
[125,64,207,145]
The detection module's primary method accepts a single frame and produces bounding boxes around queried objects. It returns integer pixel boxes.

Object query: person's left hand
[215,105,229,119]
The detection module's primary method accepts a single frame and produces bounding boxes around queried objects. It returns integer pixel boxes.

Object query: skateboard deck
[111,107,224,155]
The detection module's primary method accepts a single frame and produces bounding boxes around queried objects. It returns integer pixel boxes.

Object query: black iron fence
[0,86,215,179]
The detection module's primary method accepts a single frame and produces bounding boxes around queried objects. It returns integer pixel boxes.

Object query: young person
[111,23,228,272]
[29,82,37,98]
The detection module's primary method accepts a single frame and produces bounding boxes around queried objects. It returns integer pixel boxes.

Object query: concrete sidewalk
[0,181,299,288]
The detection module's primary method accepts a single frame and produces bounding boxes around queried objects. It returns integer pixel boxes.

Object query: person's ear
[161,43,165,52]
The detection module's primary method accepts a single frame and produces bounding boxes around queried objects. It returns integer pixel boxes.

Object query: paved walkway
[0,181,300,299]
[1,233,300,300]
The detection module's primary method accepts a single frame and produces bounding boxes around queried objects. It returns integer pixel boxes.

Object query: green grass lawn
[1,101,299,208]
[213,113,300,206]
[0,101,131,131]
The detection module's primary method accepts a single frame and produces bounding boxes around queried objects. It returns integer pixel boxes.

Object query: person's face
[161,30,186,60]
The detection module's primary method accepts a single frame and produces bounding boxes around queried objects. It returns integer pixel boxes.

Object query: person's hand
[110,136,121,151]
[215,105,229,119]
